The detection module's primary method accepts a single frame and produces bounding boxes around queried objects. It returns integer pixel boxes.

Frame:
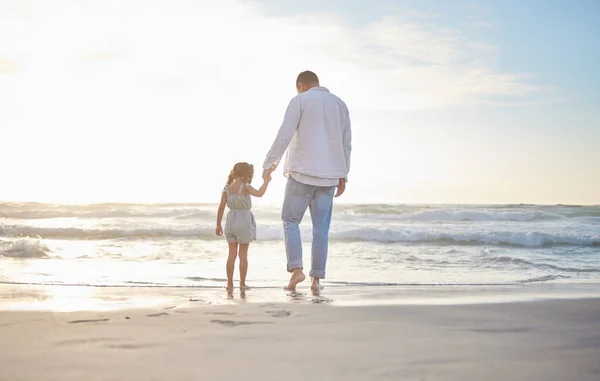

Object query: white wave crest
[2,223,598,247]
[329,228,600,247]
[0,238,51,258]
[0,224,217,240]
[348,209,559,222]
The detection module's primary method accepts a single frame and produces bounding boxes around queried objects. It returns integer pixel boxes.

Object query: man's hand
[335,178,346,198]
[215,225,223,236]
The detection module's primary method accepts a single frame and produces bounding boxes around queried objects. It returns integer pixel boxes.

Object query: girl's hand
[215,226,223,236]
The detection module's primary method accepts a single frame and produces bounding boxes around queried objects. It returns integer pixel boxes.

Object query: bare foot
[311,278,324,291]
[284,270,306,291]
[226,283,234,292]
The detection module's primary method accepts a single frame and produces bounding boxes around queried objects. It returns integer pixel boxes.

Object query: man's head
[296,71,319,94]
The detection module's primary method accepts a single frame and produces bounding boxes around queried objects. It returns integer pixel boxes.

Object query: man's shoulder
[322,90,347,108]
[328,93,349,113]
[335,95,348,109]
[299,88,346,105]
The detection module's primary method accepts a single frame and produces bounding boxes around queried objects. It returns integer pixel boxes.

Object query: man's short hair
[296,71,319,86]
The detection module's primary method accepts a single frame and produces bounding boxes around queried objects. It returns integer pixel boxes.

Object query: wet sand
[1,284,599,380]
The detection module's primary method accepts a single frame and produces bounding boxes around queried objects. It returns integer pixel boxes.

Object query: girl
[216,162,271,291]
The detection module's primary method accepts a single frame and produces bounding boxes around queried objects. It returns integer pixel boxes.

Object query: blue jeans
[282,177,335,279]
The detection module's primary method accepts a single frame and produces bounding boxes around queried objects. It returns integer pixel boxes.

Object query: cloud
[0,0,589,204]
[248,10,539,110]
[0,0,541,121]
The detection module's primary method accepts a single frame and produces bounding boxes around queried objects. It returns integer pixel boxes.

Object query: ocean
[1,202,599,292]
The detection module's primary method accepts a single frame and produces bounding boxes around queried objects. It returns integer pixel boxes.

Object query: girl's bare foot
[284,270,306,291]
[226,283,234,292]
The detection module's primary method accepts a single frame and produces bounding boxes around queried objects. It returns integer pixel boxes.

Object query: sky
[0,0,599,205]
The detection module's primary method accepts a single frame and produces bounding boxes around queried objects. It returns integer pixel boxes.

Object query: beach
[2,0,599,378]
[2,202,599,379]
[1,284,600,381]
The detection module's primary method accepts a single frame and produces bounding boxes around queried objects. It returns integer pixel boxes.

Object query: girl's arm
[216,192,227,236]
[244,177,271,198]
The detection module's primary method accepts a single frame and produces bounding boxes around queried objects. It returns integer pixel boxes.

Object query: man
[262,70,352,292]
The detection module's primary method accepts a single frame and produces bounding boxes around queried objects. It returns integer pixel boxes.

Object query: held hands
[262,165,276,181]
[215,225,223,236]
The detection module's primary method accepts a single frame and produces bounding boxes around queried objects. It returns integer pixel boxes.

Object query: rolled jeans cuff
[287,261,303,273]
[309,269,326,279]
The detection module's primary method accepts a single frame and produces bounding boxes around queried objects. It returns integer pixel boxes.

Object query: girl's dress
[223,182,256,244]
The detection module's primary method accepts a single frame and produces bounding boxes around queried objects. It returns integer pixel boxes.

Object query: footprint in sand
[311,298,331,304]
[56,338,120,346]
[266,309,292,318]
[107,343,155,350]
[287,292,307,300]
[210,320,272,327]
[68,318,110,324]
[146,312,169,317]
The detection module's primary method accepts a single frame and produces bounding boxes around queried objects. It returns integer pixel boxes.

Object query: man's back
[285,86,351,180]
[262,85,351,182]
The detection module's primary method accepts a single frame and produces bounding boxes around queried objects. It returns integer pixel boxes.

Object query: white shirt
[263,86,352,186]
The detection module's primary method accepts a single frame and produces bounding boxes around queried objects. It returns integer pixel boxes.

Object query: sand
[0,286,599,380]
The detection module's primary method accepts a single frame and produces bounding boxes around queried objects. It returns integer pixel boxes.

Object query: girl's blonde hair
[227,162,254,185]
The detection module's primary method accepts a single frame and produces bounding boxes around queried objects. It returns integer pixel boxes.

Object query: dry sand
[1,286,599,381]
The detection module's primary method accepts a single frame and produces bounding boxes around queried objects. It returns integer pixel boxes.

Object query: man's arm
[342,105,352,180]
[335,105,352,198]
[342,105,352,177]
[262,97,302,171]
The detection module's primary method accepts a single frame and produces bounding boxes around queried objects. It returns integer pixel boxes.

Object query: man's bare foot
[310,278,324,291]
[284,270,306,291]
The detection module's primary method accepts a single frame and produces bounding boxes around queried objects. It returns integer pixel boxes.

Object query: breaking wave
[1,223,598,247]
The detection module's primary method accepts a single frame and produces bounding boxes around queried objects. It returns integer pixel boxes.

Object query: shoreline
[2,282,599,312]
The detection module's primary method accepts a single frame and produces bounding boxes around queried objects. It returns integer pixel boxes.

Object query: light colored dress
[223,182,256,244]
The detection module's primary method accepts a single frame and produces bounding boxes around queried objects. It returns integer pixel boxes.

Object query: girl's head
[227,162,254,185]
